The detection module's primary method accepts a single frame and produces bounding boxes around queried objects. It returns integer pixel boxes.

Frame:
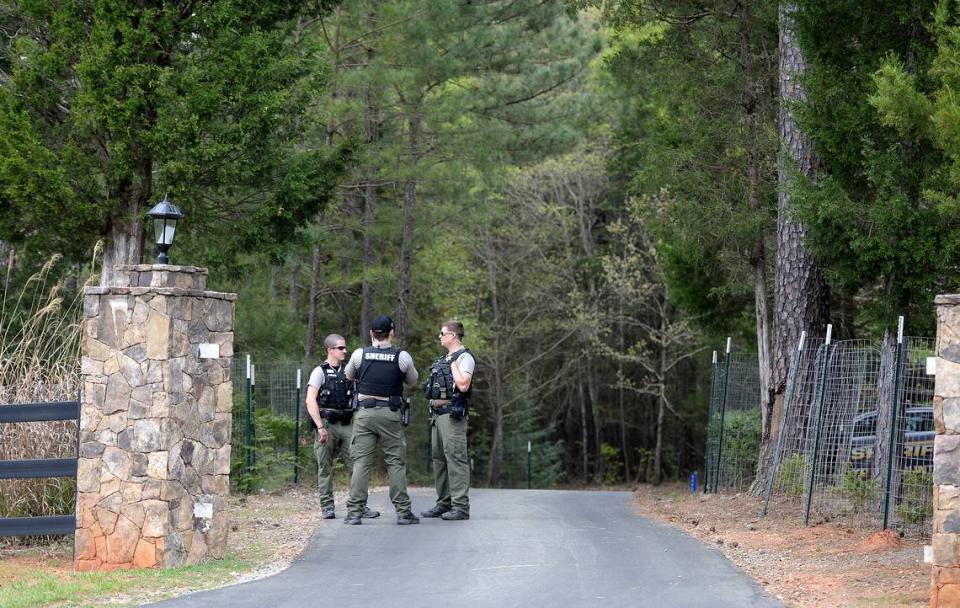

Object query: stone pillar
[75,264,236,571]
[933,295,960,605]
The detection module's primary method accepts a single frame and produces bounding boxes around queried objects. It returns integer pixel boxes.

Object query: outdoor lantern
[146,194,184,265]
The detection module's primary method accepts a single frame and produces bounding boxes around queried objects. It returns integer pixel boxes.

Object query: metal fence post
[294,368,302,484]
[712,338,733,493]
[704,350,718,494]
[882,316,905,529]
[244,355,252,474]
[527,440,532,489]
[249,362,257,468]
[804,325,833,526]
[762,331,806,517]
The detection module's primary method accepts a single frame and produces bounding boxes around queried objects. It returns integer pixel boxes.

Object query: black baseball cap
[371,315,394,332]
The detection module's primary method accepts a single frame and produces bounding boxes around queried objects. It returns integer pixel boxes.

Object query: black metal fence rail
[0,399,80,537]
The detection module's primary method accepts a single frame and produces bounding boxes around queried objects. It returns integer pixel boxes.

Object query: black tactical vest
[356,346,405,398]
[318,362,352,409]
[423,348,472,400]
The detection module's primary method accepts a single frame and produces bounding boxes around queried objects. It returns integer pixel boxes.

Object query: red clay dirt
[633,483,929,608]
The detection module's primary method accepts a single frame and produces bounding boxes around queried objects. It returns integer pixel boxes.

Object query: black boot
[420,505,451,518]
[440,509,469,521]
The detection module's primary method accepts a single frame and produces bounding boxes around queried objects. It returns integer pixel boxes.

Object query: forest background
[3,0,960,492]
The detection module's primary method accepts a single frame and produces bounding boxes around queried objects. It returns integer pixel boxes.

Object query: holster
[320,409,353,425]
[449,393,468,421]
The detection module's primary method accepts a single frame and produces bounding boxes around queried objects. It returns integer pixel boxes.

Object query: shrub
[834,465,880,514]
[717,410,762,490]
[896,467,932,525]
[776,453,808,499]
[600,442,622,485]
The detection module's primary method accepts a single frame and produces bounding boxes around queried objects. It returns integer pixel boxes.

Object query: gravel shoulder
[633,483,928,608]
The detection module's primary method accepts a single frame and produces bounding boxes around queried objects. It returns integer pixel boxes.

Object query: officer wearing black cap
[343,315,420,525]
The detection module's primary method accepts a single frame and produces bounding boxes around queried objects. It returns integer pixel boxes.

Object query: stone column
[75,264,236,571]
[933,295,960,605]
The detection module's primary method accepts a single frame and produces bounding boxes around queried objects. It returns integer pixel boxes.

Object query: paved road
[147,489,780,608]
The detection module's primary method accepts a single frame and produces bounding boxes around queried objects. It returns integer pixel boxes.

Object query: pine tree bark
[773,2,830,396]
[304,238,325,362]
[359,10,379,340]
[738,3,776,494]
[395,110,421,343]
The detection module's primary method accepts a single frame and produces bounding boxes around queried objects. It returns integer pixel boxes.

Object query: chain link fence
[761,333,935,537]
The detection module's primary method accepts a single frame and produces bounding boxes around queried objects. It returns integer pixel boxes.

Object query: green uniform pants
[431,412,470,514]
[346,406,413,518]
[314,421,353,509]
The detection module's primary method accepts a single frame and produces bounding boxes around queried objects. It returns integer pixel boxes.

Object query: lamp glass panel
[154,218,165,244]
[163,220,177,245]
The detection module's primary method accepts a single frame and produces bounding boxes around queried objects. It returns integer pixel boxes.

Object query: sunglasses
[438,332,455,339]
[329,346,348,351]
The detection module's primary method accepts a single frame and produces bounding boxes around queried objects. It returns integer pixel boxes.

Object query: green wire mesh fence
[761,330,935,538]
[705,350,761,493]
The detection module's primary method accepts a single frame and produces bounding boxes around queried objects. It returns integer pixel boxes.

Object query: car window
[853,413,876,437]
[904,409,934,433]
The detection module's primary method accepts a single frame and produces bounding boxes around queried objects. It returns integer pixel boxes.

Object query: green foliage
[0,1,348,268]
[600,443,623,485]
[896,467,933,525]
[777,453,809,499]
[789,0,958,334]
[597,1,778,345]
[833,466,880,514]
[718,410,762,487]
[232,408,297,494]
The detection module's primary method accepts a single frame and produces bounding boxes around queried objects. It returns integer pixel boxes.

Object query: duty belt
[358,398,390,408]
[431,404,454,415]
[319,408,352,423]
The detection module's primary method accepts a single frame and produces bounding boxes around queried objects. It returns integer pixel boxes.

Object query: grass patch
[0,551,255,608]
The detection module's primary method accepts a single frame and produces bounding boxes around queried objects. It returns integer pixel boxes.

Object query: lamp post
[146,194,184,264]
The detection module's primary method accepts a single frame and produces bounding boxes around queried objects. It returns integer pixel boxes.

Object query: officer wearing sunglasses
[306,334,379,520]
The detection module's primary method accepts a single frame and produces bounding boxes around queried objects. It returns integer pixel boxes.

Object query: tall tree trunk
[304,10,343,357]
[874,331,903,502]
[101,177,148,286]
[395,109,421,343]
[588,365,602,482]
[288,256,301,323]
[360,22,379,340]
[484,249,504,486]
[360,180,377,340]
[765,3,831,493]
[618,290,630,481]
[773,2,830,395]
[738,4,776,494]
[653,302,667,485]
[579,382,589,482]
[304,239,325,363]
[1,242,13,295]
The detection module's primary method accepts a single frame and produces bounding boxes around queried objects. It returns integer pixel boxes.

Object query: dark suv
[848,407,934,471]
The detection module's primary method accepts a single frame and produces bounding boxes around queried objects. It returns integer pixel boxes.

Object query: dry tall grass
[0,247,99,522]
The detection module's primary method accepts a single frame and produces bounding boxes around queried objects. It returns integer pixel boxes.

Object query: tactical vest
[318,362,352,410]
[423,348,472,401]
[356,346,405,398]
